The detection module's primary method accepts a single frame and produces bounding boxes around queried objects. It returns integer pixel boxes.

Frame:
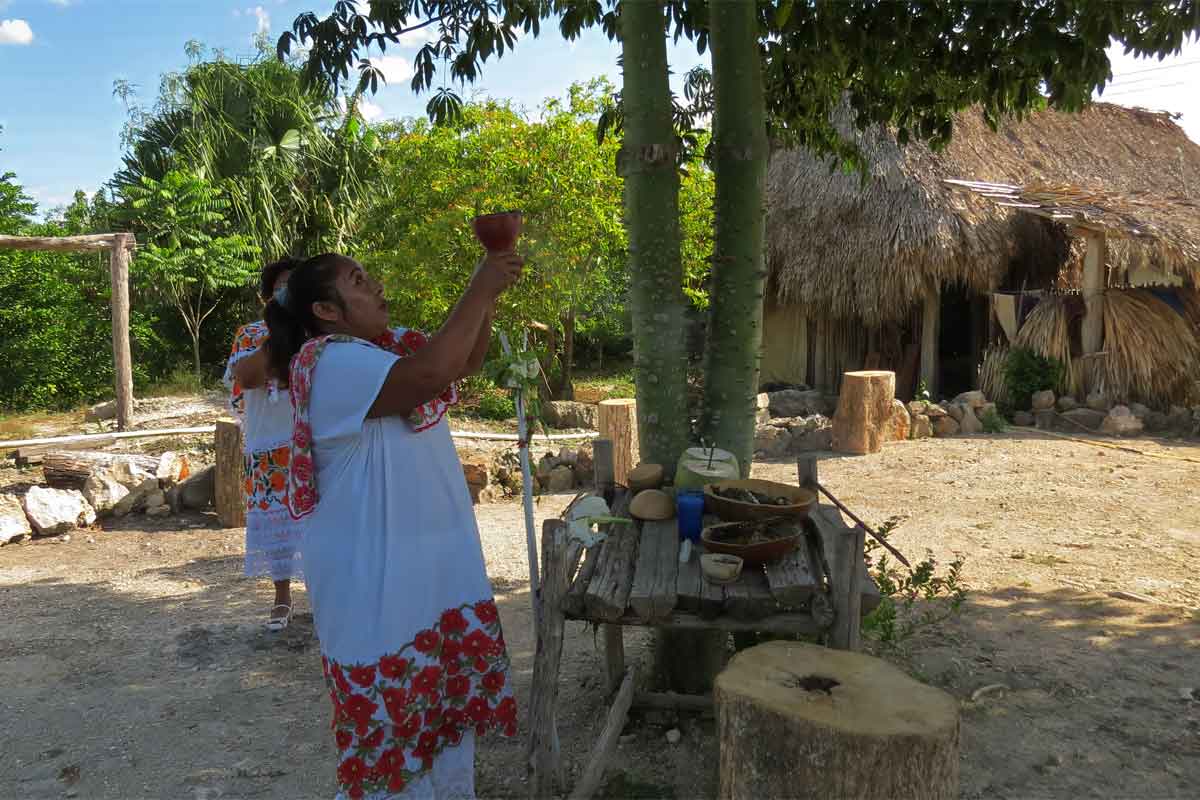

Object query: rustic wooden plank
[528,520,570,798]
[722,568,777,622]
[628,519,661,621]
[629,519,678,621]
[593,438,615,502]
[584,519,639,623]
[811,505,881,616]
[650,523,680,619]
[0,233,127,253]
[571,610,821,636]
[677,543,725,618]
[763,543,817,608]
[633,690,714,718]
[568,667,637,800]
[563,544,601,618]
[603,625,625,695]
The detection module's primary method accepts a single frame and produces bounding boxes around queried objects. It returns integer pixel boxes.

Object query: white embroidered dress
[292,332,514,800]
[222,321,304,580]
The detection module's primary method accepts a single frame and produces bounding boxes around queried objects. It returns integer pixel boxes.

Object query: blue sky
[1,1,1197,215]
[0,0,708,212]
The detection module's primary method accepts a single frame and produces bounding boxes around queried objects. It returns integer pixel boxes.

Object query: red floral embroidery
[285,327,459,520]
[323,599,514,799]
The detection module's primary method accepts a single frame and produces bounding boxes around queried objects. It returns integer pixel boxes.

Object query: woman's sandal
[265,604,292,632]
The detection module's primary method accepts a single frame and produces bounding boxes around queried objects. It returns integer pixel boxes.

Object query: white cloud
[0,19,33,45]
[373,54,413,84]
[251,6,270,35]
[398,24,441,46]
[358,99,384,121]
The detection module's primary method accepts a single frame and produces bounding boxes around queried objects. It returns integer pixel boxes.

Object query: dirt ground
[3,430,1199,799]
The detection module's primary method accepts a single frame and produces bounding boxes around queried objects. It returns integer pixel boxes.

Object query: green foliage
[1002,347,1065,414]
[473,389,517,422]
[358,82,712,392]
[125,170,260,373]
[980,407,1008,434]
[0,175,150,411]
[862,517,968,648]
[915,380,932,403]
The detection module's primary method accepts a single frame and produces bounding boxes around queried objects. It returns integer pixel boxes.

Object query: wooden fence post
[109,233,135,432]
[214,419,245,528]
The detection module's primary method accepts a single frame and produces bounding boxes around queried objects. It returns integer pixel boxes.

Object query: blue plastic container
[676,490,705,542]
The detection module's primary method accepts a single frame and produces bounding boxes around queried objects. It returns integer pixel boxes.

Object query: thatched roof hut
[764,102,1200,405]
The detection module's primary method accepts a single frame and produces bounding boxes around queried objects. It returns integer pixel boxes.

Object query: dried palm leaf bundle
[1095,290,1200,408]
[1012,295,1076,396]
[978,345,1010,409]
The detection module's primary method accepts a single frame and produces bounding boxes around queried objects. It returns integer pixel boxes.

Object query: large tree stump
[596,399,639,486]
[214,419,246,528]
[831,371,896,455]
[42,451,159,490]
[715,642,959,800]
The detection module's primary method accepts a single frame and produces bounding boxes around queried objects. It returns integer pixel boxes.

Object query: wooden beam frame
[0,233,136,430]
[1081,231,1107,355]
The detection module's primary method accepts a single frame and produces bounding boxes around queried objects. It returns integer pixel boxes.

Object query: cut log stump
[596,399,638,486]
[214,420,246,528]
[831,371,896,455]
[715,641,959,800]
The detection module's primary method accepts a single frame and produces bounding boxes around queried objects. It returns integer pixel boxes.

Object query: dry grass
[1013,295,1078,396]
[978,345,1010,409]
[0,408,85,442]
[768,102,1200,325]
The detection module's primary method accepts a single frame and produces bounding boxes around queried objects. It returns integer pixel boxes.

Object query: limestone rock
[1061,408,1106,431]
[1056,396,1079,413]
[945,403,965,422]
[1101,406,1144,436]
[1034,409,1059,430]
[907,400,929,417]
[792,427,833,453]
[932,416,960,437]
[1031,390,1056,411]
[111,459,156,490]
[112,478,159,518]
[461,454,491,503]
[547,465,576,493]
[542,400,598,430]
[1127,402,1150,420]
[1,492,32,545]
[754,425,791,458]
[171,466,216,511]
[1168,405,1192,430]
[910,414,933,439]
[575,448,593,481]
[979,402,998,421]
[959,406,984,435]
[22,487,96,536]
[769,389,828,418]
[536,453,557,482]
[155,452,190,486]
[85,399,118,423]
[925,404,947,419]
[756,393,770,411]
[1143,411,1169,433]
[953,390,987,410]
[1086,392,1111,413]
[145,504,171,518]
[82,473,129,515]
[883,399,911,443]
[141,490,167,511]
[1012,411,1035,427]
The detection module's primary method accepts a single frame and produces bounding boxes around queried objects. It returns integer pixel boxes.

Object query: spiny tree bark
[619,0,691,477]
[700,0,769,477]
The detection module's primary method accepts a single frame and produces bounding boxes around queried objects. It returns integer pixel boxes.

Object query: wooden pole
[829,522,866,651]
[214,420,246,528]
[109,234,135,432]
[528,519,571,799]
[1081,231,1107,355]
[568,667,637,800]
[591,440,625,694]
[596,399,638,486]
[920,284,940,398]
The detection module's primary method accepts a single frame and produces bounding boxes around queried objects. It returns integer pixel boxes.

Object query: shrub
[474,389,516,421]
[1002,347,1064,414]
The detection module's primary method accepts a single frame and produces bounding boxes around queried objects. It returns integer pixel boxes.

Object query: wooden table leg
[603,624,624,695]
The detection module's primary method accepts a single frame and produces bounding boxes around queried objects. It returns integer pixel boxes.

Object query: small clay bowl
[701,553,743,584]
[472,211,523,253]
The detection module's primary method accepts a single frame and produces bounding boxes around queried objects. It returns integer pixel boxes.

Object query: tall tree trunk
[622,0,727,695]
[558,307,576,400]
[700,0,769,476]
[620,0,690,475]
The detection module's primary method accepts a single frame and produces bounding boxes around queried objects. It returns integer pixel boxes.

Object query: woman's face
[273,269,292,296]
[327,259,390,339]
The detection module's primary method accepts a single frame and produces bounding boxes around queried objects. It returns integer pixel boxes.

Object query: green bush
[1002,347,1064,414]
[980,407,1008,434]
[474,389,516,421]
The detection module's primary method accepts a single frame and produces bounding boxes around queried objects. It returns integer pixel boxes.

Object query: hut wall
[810,316,868,394]
[761,304,809,386]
